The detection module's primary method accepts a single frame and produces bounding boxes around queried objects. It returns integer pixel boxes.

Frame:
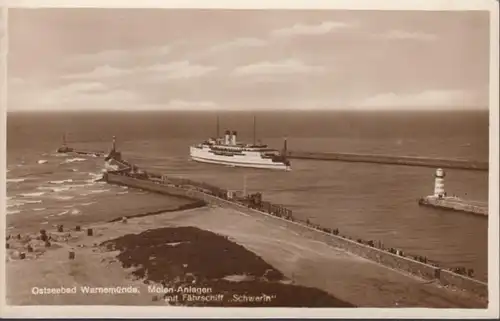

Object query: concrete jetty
[57,146,105,157]
[418,168,488,216]
[419,197,488,216]
[56,134,106,157]
[285,150,488,171]
[99,146,487,298]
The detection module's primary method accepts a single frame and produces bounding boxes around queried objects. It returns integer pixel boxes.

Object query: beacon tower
[434,168,446,198]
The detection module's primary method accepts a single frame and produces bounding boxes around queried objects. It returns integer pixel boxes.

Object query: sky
[6,8,491,111]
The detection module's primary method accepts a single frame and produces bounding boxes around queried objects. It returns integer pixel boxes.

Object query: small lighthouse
[434,168,446,198]
[105,135,121,161]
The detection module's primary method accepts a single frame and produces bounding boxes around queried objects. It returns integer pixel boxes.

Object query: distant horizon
[6,107,490,113]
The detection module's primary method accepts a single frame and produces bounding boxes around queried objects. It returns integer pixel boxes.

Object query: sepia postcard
[1,0,499,318]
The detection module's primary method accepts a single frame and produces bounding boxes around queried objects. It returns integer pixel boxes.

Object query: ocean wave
[7,178,26,183]
[70,209,81,215]
[7,200,23,208]
[20,192,46,197]
[53,195,74,201]
[38,183,90,193]
[62,157,86,164]
[26,200,42,204]
[89,189,110,194]
[85,172,104,183]
[49,179,73,184]
[37,186,72,193]
[53,187,72,193]
[8,198,42,208]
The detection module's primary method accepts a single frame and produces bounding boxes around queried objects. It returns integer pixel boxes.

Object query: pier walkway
[286,151,488,171]
[101,153,487,299]
[419,196,488,216]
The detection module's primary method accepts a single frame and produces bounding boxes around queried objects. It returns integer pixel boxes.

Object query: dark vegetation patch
[101,226,354,307]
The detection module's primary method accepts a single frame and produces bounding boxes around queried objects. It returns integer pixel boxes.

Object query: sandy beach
[5,204,488,308]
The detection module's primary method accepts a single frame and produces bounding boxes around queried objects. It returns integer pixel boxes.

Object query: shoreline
[5,206,352,307]
[5,205,487,308]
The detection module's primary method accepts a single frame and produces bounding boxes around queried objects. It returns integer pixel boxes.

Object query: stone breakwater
[103,169,488,299]
[419,196,488,216]
[286,151,489,171]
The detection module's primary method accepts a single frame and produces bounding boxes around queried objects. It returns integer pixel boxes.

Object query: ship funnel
[231,131,237,145]
[224,130,231,145]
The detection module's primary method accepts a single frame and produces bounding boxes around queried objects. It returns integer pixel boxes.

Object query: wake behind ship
[190,129,291,171]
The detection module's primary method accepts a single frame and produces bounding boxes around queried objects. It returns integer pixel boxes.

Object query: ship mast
[253,115,256,146]
[216,114,220,139]
[243,174,247,196]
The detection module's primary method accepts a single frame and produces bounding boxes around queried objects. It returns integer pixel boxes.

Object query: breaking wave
[89,189,110,194]
[7,178,26,183]
[37,186,72,193]
[20,192,46,197]
[58,210,70,216]
[53,195,74,201]
[70,209,81,215]
[37,160,48,164]
[49,179,73,184]
[8,199,43,208]
[62,157,86,164]
[88,172,103,180]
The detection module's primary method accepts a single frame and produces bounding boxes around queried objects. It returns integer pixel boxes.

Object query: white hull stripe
[191,155,290,170]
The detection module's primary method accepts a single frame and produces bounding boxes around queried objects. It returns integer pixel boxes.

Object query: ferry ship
[189,117,291,171]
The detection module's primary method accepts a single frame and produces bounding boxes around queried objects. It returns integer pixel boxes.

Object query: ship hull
[190,146,290,171]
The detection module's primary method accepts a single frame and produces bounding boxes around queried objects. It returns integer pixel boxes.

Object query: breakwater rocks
[101,226,354,307]
[286,151,488,171]
[103,169,487,299]
[419,196,488,216]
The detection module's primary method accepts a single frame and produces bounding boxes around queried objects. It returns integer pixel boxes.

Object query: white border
[1,0,498,319]
[2,0,497,10]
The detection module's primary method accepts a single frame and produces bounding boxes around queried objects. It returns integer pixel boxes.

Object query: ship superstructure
[189,117,291,171]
